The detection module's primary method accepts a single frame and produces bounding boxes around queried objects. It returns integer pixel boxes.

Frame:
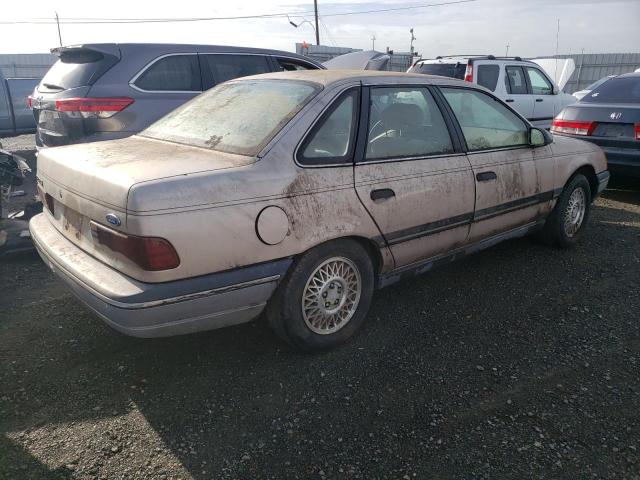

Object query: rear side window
[476,65,500,91]
[276,58,318,71]
[201,54,270,86]
[410,62,466,80]
[134,55,201,92]
[299,90,358,165]
[526,67,553,95]
[39,49,117,92]
[441,88,528,151]
[505,66,528,95]
[581,76,640,104]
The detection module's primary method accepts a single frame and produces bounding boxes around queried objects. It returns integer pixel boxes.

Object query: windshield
[581,76,640,104]
[142,80,321,156]
[409,62,466,79]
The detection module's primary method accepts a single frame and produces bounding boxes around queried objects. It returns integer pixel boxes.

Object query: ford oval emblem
[105,213,121,226]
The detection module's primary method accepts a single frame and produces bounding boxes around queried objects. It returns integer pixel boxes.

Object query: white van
[408,55,576,129]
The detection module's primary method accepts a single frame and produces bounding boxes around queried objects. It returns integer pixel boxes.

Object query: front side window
[366,87,453,160]
[476,65,500,92]
[299,90,358,165]
[135,55,201,91]
[441,88,528,151]
[202,54,271,86]
[526,67,553,95]
[142,80,320,156]
[505,66,528,95]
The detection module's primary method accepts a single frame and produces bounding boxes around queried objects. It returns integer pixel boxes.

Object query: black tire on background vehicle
[266,239,375,351]
[538,173,592,248]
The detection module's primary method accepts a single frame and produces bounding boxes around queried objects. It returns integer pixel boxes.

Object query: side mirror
[529,127,546,147]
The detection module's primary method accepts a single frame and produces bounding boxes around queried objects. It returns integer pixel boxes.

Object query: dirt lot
[1,138,639,479]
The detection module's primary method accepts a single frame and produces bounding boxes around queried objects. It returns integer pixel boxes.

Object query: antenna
[55,11,62,47]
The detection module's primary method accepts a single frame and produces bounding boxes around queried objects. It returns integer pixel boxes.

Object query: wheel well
[347,236,384,275]
[570,165,598,199]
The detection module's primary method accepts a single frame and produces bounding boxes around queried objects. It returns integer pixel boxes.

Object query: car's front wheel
[266,239,374,351]
[539,173,592,248]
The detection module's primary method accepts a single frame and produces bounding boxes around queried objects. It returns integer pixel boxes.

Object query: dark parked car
[551,72,640,178]
[30,43,324,148]
[0,72,40,137]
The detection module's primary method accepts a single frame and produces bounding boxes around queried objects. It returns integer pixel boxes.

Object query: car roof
[232,69,478,88]
[54,43,322,64]
[416,55,535,65]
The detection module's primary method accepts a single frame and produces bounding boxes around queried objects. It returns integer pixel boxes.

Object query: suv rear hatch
[32,44,122,147]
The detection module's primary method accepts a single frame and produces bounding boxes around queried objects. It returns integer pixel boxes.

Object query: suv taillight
[551,119,596,136]
[464,62,473,82]
[26,96,33,109]
[635,123,640,141]
[55,97,134,118]
[91,222,180,271]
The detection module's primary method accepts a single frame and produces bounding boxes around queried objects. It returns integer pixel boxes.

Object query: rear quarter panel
[550,135,607,190]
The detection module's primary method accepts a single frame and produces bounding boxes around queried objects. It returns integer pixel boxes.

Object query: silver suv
[408,55,576,129]
[30,43,324,148]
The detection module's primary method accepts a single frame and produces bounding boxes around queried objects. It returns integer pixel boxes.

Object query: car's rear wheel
[538,173,591,248]
[266,239,374,351]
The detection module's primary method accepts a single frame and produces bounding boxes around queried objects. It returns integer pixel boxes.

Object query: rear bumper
[556,134,640,177]
[595,170,610,197]
[29,213,291,338]
[36,128,136,149]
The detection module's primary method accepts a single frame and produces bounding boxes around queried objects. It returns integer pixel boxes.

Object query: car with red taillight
[30,70,609,351]
[551,72,640,178]
[30,43,323,148]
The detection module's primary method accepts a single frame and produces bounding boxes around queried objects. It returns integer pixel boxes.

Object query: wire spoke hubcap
[302,257,362,335]
[564,187,586,237]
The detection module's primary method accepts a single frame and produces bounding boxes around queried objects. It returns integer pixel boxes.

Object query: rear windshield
[141,80,321,156]
[581,76,640,104]
[409,62,466,79]
[39,49,115,92]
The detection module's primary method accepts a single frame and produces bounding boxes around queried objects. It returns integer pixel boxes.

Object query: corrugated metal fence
[0,54,56,79]
[559,53,640,93]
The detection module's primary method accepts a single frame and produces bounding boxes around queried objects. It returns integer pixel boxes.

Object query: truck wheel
[539,174,591,248]
[266,239,374,352]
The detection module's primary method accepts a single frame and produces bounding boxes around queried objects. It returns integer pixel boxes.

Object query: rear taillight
[550,119,596,136]
[26,96,33,109]
[54,97,134,119]
[464,61,473,82]
[91,221,180,271]
[635,123,640,141]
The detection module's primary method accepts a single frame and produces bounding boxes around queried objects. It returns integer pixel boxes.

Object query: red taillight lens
[54,97,134,118]
[464,62,473,82]
[91,222,180,271]
[550,119,596,136]
[26,96,33,109]
[634,123,640,141]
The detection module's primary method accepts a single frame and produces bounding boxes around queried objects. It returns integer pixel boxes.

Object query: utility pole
[409,28,416,69]
[371,34,376,51]
[313,0,320,46]
[554,18,560,83]
[55,11,62,47]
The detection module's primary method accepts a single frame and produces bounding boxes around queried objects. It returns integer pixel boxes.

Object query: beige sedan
[30,70,609,351]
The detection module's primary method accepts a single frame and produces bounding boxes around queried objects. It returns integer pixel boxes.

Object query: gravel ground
[0,140,639,479]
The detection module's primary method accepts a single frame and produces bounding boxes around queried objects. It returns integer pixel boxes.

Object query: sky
[2,0,639,58]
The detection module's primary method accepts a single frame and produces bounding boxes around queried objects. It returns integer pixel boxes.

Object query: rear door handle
[476,171,497,182]
[370,188,395,201]
[505,99,514,103]
[536,98,544,102]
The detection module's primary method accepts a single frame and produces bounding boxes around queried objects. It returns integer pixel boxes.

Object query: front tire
[539,174,591,248]
[266,239,374,352]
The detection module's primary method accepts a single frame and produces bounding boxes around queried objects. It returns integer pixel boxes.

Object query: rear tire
[266,239,374,352]
[538,174,591,248]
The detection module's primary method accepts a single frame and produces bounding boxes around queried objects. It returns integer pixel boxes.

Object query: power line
[0,0,478,25]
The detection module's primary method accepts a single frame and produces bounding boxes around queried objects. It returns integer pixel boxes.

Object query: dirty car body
[30,70,609,350]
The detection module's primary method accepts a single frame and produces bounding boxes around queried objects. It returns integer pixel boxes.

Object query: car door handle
[505,99,514,103]
[370,188,395,201]
[476,171,497,182]
[536,98,544,102]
